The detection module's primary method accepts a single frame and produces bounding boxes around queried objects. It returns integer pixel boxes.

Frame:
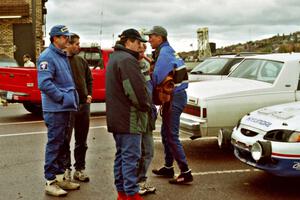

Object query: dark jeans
[161,90,189,172]
[44,111,71,180]
[113,133,141,195]
[64,103,90,170]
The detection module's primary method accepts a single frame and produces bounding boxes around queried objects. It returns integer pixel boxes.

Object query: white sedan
[188,55,244,82]
[180,53,300,140]
[231,102,300,177]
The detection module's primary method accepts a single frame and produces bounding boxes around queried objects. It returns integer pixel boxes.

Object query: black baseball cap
[119,29,147,42]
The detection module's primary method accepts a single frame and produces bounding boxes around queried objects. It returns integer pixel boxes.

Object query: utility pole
[99,10,103,46]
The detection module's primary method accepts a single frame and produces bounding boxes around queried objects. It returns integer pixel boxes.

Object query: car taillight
[202,108,207,118]
[183,104,200,117]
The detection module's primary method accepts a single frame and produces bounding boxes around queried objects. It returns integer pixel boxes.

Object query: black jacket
[105,44,151,134]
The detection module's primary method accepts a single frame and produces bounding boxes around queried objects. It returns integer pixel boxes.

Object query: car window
[228,58,243,73]
[0,60,19,67]
[190,58,229,74]
[229,59,283,84]
[78,50,104,69]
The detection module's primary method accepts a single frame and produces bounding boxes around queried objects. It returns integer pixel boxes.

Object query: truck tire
[23,103,42,115]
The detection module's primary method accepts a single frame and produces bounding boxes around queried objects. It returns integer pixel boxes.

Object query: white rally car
[231,101,300,177]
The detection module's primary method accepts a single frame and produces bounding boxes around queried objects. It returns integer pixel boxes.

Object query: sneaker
[45,179,68,197]
[169,170,193,184]
[73,170,90,182]
[56,174,80,190]
[127,193,144,200]
[138,181,156,195]
[152,166,174,178]
[64,169,72,181]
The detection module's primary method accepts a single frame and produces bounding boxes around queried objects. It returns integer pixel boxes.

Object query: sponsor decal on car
[293,162,300,170]
[245,117,272,127]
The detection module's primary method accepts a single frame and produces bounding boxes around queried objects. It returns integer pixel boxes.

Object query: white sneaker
[45,179,68,197]
[73,170,90,182]
[56,174,80,190]
[138,181,156,195]
[64,169,72,181]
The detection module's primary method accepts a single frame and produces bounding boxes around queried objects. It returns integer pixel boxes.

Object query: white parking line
[0,126,107,137]
[184,169,260,176]
[153,136,216,142]
[0,116,106,126]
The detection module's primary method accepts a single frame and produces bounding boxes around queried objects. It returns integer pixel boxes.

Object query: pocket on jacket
[62,90,78,109]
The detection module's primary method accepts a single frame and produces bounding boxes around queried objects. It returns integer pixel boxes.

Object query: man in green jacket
[106,28,151,200]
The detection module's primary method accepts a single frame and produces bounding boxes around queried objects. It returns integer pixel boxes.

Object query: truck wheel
[23,103,42,115]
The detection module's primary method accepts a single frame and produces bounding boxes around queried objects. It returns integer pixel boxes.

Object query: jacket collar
[49,43,68,57]
[114,44,139,59]
[152,41,170,62]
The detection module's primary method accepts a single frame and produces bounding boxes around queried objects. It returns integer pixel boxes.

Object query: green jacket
[105,44,151,134]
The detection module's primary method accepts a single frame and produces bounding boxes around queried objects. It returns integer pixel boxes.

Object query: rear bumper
[0,89,29,103]
[180,113,207,138]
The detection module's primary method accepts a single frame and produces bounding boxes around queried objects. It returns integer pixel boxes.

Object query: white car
[180,53,300,140]
[231,102,300,177]
[189,55,244,82]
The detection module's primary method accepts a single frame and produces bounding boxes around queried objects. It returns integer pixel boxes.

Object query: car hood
[187,78,272,99]
[188,74,224,82]
[239,102,300,133]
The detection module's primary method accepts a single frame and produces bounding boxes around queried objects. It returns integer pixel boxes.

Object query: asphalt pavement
[0,103,299,200]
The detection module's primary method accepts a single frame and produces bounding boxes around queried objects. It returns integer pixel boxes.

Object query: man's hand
[86,95,92,104]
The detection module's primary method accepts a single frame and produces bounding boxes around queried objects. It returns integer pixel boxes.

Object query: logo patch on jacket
[39,61,48,70]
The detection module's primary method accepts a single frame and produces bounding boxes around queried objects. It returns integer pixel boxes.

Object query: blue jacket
[37,43,78,112]
[152,41,188,93]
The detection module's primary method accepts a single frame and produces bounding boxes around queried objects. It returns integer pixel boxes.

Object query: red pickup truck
[0,47,112,115]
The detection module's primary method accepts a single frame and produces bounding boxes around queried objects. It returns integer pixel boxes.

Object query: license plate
[6,92,13,100]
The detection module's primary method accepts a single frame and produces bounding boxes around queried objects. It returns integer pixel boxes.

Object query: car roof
[245,53,300,62]
[210,55,240,59]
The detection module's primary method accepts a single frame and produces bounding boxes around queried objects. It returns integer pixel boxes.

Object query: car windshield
[78,49,104,69]
[190,58,229,74]
[229,59,283,84]
[0,60,19,67]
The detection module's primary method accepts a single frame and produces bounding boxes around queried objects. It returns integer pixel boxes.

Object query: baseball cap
[144,26,168,37]
[119,28,147,42]
[49,25,72,37]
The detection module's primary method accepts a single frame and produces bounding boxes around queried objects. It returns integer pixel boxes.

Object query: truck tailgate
[0,67,40,102]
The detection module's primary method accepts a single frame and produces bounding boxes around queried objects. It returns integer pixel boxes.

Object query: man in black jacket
[64,33,93,183]
[106,29,151,200]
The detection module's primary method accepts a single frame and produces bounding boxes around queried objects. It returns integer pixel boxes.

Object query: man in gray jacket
[106,28,151,200]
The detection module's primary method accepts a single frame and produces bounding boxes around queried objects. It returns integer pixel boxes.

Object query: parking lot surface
[0,103,299,200]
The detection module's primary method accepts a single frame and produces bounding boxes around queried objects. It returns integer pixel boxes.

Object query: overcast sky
[45,0,300,51]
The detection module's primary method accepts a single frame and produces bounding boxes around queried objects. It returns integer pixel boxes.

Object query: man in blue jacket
[37,25,80,197]
[145,26,193,184]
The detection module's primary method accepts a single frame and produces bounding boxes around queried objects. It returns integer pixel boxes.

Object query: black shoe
[169,170,193,184]
[152,166,174,178]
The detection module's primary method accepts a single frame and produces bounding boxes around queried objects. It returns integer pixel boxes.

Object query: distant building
[197,27,211,60]
[0,0,47,64]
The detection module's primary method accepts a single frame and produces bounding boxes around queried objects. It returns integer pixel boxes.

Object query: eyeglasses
[59,35,69,40]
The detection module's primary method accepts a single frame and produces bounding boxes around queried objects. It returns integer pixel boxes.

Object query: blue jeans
[137,132,154,182]
[113,133,141,195]
[64,103,90,170]
[161,90,189,172]
[44,112,70,180]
